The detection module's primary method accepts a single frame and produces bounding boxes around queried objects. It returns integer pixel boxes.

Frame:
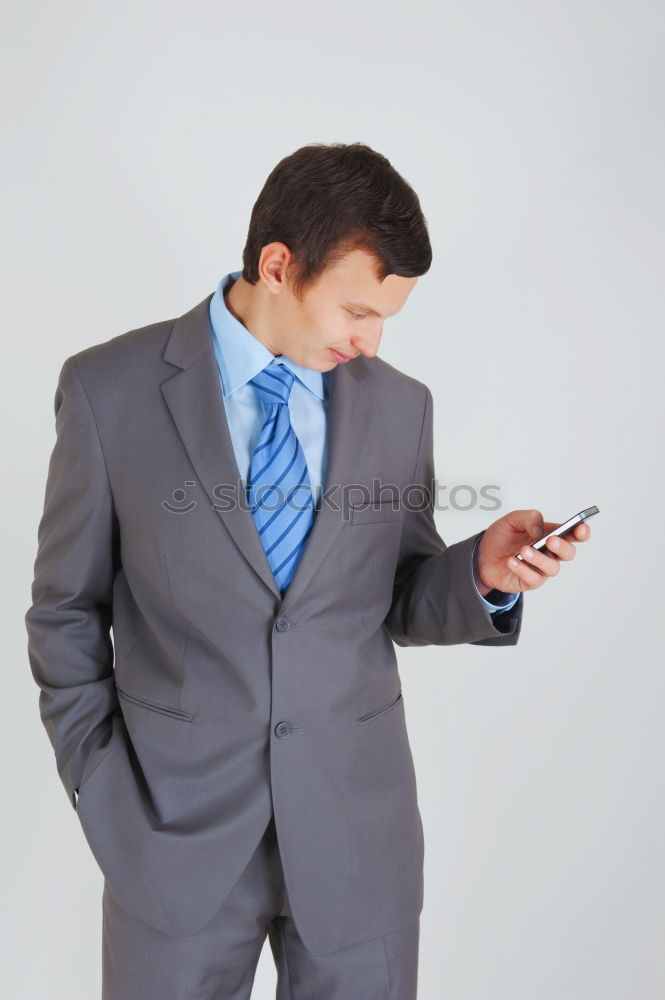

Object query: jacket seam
[71,356,115,504]
[391,384,431,592]
[410,384,430,488]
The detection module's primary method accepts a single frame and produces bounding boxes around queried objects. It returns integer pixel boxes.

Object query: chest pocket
[350,500,402,526]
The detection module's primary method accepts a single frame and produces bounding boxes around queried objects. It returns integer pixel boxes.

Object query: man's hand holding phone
[474,506,597,597]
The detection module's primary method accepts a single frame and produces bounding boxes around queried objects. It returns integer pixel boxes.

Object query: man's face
[275,248,418,371]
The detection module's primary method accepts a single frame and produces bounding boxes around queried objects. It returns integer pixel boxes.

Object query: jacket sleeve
[384,385,523,647]
[24,355,120,810]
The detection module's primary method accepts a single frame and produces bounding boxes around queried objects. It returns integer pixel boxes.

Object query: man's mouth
[330,348,357,363]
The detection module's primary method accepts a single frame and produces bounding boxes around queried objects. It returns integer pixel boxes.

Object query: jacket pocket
[350,500,402,525]
[115,683,194,722]
[357,690,403,724]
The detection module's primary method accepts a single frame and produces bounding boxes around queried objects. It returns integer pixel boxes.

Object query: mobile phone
[514,505,599,561]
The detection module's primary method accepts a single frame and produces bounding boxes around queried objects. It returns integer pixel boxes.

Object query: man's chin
[311,356,337,371]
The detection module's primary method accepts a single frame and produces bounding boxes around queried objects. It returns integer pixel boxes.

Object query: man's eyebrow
[345,302,402,318]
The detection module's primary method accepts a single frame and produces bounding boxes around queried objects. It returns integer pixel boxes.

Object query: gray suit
[25,292,523,959]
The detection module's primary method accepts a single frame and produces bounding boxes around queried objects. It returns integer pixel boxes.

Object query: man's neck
[224,275,281,357]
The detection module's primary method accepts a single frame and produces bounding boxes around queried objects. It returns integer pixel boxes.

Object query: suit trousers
[101,813,420,999]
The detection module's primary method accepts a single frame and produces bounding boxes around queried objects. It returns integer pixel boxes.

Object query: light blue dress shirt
[209,270,519,616]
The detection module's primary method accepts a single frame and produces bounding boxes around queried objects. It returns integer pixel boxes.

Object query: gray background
[3,1,663,996]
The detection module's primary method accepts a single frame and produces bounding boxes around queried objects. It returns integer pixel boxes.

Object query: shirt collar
[209,269,326,400]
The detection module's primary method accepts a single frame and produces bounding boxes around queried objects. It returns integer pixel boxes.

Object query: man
[25,142,590,999]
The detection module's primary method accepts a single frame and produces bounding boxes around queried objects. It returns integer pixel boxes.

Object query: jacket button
[275,617,291,632]
[275,721,292,738]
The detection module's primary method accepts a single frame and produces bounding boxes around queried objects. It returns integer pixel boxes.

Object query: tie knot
[248,360,295,407]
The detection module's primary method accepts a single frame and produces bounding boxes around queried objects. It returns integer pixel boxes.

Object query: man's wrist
[472,534,518,607]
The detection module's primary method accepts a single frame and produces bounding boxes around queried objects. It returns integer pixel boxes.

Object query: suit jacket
[25,292,523,956]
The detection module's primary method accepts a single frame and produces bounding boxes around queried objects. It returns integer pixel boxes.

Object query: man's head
[225,142,432,371]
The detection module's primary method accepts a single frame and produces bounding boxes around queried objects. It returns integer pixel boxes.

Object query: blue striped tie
[247,360,316,594]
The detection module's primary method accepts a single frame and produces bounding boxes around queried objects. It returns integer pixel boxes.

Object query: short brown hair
[241,142,432,301]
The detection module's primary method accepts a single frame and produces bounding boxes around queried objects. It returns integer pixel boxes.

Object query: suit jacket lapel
[160,293,376,606]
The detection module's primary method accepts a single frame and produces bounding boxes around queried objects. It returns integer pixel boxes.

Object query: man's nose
[352,327,383,358]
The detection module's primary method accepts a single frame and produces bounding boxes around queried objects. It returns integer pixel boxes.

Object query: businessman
[25,142,590,999]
